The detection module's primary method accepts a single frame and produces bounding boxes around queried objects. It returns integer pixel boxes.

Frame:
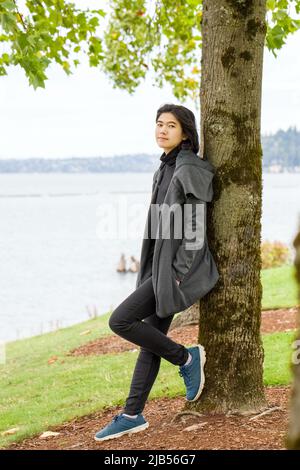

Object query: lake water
[0,172,299,343]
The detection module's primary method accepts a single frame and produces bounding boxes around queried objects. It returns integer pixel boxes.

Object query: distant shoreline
[0,166,300,174]
[1,126,299,173]
[0,154,300,174]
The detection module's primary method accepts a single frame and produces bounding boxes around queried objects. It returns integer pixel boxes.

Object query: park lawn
[261,264,298,309]
[0,264,298,448]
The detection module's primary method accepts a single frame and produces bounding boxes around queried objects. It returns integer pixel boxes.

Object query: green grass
[263,331,297,385]
[0,264,298,448]
[261,264,298,309]
[0,312,187,448]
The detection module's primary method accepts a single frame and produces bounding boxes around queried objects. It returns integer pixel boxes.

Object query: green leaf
[0,64,8,75]
[1,12,18,33]
[1,52,10,63]
[1,1,16,11]
[266,0,276,10]
[91,9,106,17]
[89,17,99,28]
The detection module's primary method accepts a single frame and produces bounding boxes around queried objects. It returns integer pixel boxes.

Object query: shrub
[261,240,291,269]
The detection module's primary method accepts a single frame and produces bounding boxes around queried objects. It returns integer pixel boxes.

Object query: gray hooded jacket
[136,148,219,318]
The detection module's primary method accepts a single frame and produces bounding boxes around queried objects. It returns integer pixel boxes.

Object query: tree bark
[193,0,268,413]
[170,302,200,330]
[287,230,300,449]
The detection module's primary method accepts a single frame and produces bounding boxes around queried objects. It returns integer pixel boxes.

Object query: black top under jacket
[148,143,182,261]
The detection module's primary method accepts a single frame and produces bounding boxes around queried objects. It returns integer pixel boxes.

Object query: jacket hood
[174,149,216,202]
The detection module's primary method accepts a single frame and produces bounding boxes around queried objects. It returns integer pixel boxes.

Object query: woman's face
[155,112,187,154]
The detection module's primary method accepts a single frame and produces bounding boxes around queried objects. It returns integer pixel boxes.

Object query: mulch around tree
[6,388,291,450]
[4,307,298,450]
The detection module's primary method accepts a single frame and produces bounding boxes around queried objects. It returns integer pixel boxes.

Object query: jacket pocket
[171,196,205,280]
[174,253,198,287]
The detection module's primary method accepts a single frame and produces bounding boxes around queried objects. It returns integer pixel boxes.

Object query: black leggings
[109,275,189,415]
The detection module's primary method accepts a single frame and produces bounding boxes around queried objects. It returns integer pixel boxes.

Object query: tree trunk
[192,0,268,413]
[287,230,300,449]
[170,302,200,330]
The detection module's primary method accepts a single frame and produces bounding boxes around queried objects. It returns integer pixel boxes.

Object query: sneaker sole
[188,344,206,402]
[94,422,149,442]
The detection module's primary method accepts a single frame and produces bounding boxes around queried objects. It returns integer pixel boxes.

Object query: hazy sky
[0,3,299,159]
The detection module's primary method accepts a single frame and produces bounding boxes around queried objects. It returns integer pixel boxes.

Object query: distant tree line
[262,126,300,171]
[0,154,158,173]
[0,127,299,173]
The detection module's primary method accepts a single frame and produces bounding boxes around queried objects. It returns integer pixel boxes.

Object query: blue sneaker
[94,413,149,442]
[179,345,206,401]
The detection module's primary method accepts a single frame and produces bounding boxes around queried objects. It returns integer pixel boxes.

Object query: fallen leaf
[47,356,58,365]
[1,427,20,436]
[79,330,91,336]
[39,431,60,439]
[183,422,208,432]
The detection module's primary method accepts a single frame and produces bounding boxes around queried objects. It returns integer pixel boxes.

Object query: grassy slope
[0,264,298,447]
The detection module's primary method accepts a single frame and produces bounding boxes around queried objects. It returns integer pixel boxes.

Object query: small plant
[261,240,291,269]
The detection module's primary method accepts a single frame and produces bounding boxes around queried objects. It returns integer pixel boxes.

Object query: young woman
[94,103,219,442]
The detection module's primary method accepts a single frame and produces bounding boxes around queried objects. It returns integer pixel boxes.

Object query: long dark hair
[155,103,200,155]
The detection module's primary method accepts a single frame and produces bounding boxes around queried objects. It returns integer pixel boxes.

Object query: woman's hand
[175,279,181,286]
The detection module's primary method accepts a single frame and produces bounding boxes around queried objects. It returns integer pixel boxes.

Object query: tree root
[249,406,283,421]
[226,405,283,418]
[172,404,282,423]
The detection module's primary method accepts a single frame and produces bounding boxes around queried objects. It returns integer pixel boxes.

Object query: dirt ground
[5,307,299,450]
